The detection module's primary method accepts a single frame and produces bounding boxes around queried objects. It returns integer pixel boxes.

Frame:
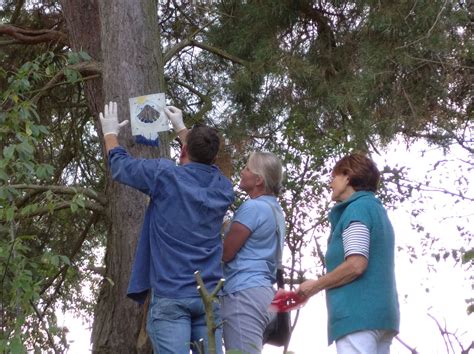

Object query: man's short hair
[186,125,220,165]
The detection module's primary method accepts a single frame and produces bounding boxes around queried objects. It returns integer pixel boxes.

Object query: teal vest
[326,191,400,344]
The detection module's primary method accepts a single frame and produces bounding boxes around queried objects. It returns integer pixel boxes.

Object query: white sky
[62,140,473,353]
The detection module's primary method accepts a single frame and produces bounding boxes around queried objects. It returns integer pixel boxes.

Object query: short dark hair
[332,153,380,192]
[186,125,220,165]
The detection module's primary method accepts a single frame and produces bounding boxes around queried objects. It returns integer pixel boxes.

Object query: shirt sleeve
[232,200,260,233]
[342,221,370,259]
[108,146,166,195]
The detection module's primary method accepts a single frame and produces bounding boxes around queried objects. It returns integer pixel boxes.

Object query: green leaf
[67,52,80,65]
[3,145,15,160]
[50,255,59,267]
[35,164,54,179]
[19,78,31,91]
[20,203,39,216]
[5,207,15,222]
[9,336,25,354]
[78,51,92,61]
[16,141,34,156]
[25,124,32,136]
[30,124,49,137]
[0,169,9,182]
[45,190,53,200]
[75,196,85,208]
[59,255,71,266]
[70,202,78,213]
[462,248,474,264]
[64,68,80,83]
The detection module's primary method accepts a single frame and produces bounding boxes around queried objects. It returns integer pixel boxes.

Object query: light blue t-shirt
[222,195,285,294]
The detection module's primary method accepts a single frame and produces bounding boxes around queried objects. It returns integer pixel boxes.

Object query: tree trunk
[93,1,168,353]
[62,0,168,352]
[60,0,103,119]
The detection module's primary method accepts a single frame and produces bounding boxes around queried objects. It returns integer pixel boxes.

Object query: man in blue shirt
[99,102,235,354]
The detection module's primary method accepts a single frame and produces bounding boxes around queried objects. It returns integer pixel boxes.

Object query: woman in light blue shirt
[221,151,285,353]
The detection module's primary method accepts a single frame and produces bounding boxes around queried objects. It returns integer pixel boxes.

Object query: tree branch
[174,79,213,121]
[163,38,191,63]
[396,0,448,49]
[428,312,474,354]
[403,129,474,154]
[405,54,474,70]
[40,213,99,295]
[190,39,250,66]
[428,313,454,353]
[194,271,224,354]
[163,38,249,67]
[29,300,61,354]
[394,335,419,353]
[297,2,337,49]
[11,184,107,206]
[10,0,26,24]
[0,24,68,45]
[32,61,102,104]
[13,201,104,220]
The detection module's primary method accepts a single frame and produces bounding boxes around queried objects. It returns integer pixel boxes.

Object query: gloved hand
[164,106,186,133]
[99,101,129,136]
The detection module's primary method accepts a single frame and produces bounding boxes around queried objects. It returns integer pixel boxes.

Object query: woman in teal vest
[297,153,400,353]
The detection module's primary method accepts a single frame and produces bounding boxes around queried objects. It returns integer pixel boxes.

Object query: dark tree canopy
[0,0,472,352]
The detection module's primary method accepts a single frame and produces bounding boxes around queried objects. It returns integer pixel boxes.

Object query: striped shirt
[342,221,370,259]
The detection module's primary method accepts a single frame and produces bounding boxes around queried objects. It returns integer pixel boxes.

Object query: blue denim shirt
[108,147,235,303]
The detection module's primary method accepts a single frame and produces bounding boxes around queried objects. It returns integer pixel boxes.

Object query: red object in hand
[269,289,307,312]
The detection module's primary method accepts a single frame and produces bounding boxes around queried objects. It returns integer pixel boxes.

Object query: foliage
[0,0,472,352]
[162,0,472,283]
[0,50,104,352]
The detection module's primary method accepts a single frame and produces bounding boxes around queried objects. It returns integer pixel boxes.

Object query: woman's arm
[222,221,252,263]
[297,221,370,298]
[296,254,368,298]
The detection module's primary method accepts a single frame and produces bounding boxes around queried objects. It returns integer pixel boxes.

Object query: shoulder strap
[260,199,285,289]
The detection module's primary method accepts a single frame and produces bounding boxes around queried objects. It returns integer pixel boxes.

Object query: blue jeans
[147,294,223,354]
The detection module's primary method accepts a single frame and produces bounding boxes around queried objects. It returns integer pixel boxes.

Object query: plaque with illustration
[129,93,168,140]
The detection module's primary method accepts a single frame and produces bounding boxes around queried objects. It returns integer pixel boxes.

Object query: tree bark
[92,1,168,353]
[61,0,168,352]
[60,0,104,120]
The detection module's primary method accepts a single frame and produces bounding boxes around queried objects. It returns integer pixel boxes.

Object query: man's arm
[176,128,188,145]
[164,106,188,144]
[104,134,119,152]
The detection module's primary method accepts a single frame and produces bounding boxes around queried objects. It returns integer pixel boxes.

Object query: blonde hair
[247,151,283,196]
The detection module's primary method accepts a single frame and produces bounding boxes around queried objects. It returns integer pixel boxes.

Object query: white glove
[164,106,186,133]
[99,101,129,136]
